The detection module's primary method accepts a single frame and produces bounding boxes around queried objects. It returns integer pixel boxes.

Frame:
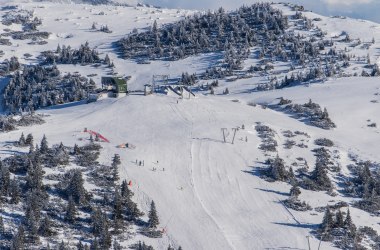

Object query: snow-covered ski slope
[1,1,380,249]
[0,77,380,249]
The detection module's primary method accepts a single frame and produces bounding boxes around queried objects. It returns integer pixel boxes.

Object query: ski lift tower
[152,74,169,94]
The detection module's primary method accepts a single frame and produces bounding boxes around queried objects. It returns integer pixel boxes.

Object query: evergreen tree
[290,185,301,200]
[312,160,333,191]
[40,134,49,154]
[77,241,84,250]
[58,240,67,250]
[0,216,4,235]
[39,215,54,237]
[91,207,102,236]
[113,239,122,250]
[125,195,143,221]
[18,133,26,146]
[111,154,121,184]
[73,144,81,155]
[65,196,77,223]
[335,210,344,228]
[25,134,34,146]
[25,159,44,192]
[99,219,111,249]
[344,209,356,235]
[121,179,133,199]
[112,165,119,184]
[113,187,123,233]
[56,44,61,53]
[10,225,25,250]
[148,200,159,229]
[26,211,39,243]
[25,190,44,231]
[0,166,10,197]
[91,238,100,250]
[29,143,35,154]
[9,178,20,204]
[105,54,111,65]
[112,154,121,166]
[321,207,333,232]
[121,179,143,221]
[269,155,288,181]
[66,169,88,205]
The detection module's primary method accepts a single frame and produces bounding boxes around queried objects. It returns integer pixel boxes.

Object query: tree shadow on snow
[43,100,86,110]
[273,222,319,230]
[242,165,266,177]
[255,188,289,197]
[0,149,27,155]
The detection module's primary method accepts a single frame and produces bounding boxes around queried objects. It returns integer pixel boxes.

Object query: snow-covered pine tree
[111,154,121,184]
[65,169,88,205]
[73,144,81,155]
[290,185,301,200]
[148,200,159,229]
[113,187,123,233]
[77,241,85,250]
[321,206,334,233]
[113,239,122,250]
[312,159,333,191]
[99,218,112,249]
[10,225,25,250]
[39,215,54,237]
[58,240,67,250]
[18,133,26,146]
[0,166,10,197]
[9,178,20,204]
[344,209,356,236]
[335,210,344,228]
[29,143,35,154]
[65,196,77,223]
[40,134,49,154]
[90,238,100,250]
[269,155,289,181]
[0,216,4,235]
[121,179,133,199]
[25,208,39,243]
[91,207,102,236]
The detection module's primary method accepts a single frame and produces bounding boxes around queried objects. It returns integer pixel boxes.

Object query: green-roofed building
[101,76,128,94]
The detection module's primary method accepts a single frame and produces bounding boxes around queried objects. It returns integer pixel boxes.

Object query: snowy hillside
[1,1,380,249]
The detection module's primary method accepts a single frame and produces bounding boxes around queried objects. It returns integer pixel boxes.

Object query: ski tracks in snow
[189,139,235,249]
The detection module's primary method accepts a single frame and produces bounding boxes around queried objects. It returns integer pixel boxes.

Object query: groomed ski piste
[0,77,379,249]
[1,0,380,249]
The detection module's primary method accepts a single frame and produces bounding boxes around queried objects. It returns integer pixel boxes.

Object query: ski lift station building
[101,76,128,94]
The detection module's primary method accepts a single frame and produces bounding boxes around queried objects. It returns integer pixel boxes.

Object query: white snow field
[1,0,380,249]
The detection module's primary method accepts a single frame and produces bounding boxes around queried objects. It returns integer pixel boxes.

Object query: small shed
[101,76,128,94]
[144,84,153,96]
